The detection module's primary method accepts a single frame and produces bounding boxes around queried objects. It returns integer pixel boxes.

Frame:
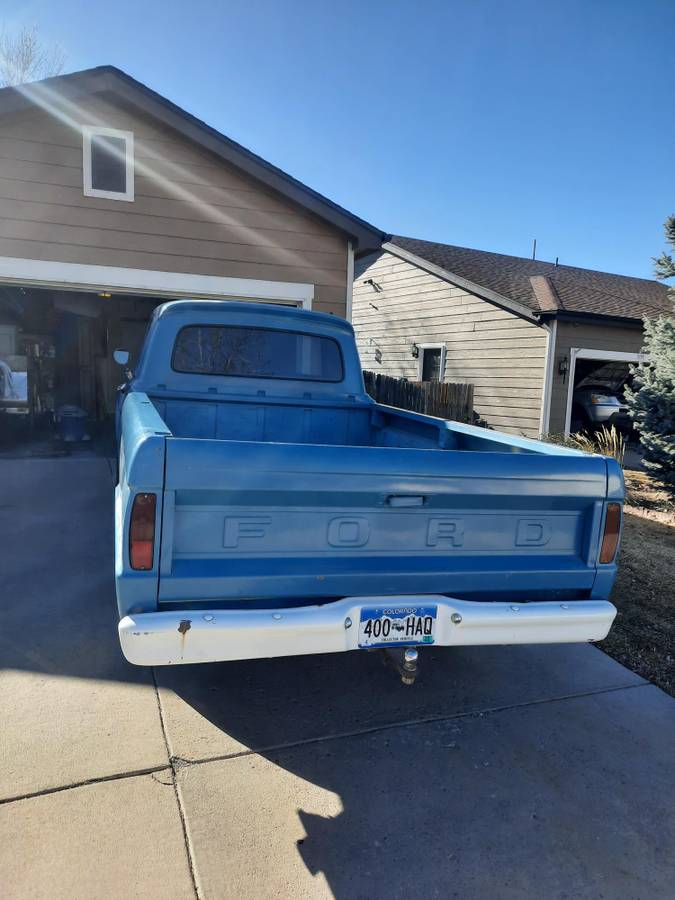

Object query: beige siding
[0,99,347,314]
[548,320,645,434]
[353,251,547,437]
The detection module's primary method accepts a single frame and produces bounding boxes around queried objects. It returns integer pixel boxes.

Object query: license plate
[358,605,437,649]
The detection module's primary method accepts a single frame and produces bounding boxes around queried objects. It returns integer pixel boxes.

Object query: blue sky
[4,0,674,278]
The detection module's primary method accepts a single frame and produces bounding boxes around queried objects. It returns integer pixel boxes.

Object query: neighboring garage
[353,238,670,438]
[0,65,383,438]
[549,319,647,435]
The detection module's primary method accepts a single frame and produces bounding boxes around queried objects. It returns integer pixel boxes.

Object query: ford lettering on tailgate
[177,511,567,555]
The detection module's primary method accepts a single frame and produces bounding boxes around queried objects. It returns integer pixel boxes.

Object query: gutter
[537,310,646,328]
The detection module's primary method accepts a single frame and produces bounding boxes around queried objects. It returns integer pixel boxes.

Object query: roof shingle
[389,236,672,321]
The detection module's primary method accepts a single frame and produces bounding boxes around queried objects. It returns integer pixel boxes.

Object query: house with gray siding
[353,237,671,438]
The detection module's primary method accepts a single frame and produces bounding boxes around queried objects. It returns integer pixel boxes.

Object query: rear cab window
[171,324,344,382]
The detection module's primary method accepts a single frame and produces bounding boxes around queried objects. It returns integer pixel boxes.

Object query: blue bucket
[56,405,88,442]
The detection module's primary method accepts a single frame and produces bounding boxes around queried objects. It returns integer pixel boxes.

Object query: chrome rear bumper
[118,596,617,666]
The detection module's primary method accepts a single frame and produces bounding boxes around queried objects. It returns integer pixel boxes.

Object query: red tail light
[599,503,621,564]
[130,493,157,570]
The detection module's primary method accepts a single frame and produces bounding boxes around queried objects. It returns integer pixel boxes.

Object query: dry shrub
[583,425,627,464]
[544,425,626,465]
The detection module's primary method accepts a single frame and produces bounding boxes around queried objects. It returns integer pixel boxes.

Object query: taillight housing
[129,493,157,570]
[599,502,621,564]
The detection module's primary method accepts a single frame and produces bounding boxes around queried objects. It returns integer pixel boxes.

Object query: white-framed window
[82,126,134,201]
[417,343,446,382]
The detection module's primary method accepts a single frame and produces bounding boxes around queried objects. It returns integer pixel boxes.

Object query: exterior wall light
[410,343,419,359]
[559,356,569,383]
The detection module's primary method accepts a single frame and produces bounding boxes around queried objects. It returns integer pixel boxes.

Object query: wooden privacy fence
[363,371,474,423]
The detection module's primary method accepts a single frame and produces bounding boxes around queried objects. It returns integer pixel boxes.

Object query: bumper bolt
[451,612,462,624]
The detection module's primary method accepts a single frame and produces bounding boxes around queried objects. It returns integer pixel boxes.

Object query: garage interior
[569,357,633,433]
[0,285,160,449]
[563,346,648,475]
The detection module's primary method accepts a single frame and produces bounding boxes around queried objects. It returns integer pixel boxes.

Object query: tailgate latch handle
[386,495,426,507]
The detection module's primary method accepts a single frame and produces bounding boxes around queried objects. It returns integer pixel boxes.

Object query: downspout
[345,241,354,322]
[538,319,557,437]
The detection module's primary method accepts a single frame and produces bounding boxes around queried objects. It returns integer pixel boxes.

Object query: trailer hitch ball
[401,648,419,685]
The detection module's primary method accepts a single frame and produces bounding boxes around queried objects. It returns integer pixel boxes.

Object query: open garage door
[0,286,163,440]
[0,259,315,450]
[0,284,308,451]
[564,348,648,436]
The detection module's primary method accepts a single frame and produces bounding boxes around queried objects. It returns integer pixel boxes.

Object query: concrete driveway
[1,456,673,899]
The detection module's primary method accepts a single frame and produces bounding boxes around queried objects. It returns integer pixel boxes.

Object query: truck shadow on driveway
[157,643,675,899]
[2,456,674,897]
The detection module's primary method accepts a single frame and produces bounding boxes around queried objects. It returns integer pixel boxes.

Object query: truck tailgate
[157,439,609,605]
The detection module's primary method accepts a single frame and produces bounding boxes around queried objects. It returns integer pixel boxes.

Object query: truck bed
[116,390,620,617]
[152,393,552,452]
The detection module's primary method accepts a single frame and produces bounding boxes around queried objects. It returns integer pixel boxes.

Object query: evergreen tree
[625,216,675,486]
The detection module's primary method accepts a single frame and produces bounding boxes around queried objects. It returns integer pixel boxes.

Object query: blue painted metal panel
[115,301,625,618]
[115,392,167,616]
[156,436,610,604]
[131,300,368,403]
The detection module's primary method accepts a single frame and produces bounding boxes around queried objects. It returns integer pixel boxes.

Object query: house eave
[0,66,386,252]
[382,241,541,324]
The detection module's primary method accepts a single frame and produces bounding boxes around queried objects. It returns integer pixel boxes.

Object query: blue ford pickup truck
[115,300,622,669]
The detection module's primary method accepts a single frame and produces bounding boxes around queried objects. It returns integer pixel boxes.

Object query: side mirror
[113,349,130,366]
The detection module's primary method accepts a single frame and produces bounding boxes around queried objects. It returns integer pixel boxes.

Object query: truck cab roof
[152,299,355,332]
[131,300,370,404]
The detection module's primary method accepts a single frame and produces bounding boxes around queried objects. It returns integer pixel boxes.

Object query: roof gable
[389,236,671,323]
[0,66,385,251]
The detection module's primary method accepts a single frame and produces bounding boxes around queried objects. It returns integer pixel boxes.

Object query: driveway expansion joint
[0,679,649,807]
[168,679,652,772]
[0,764,172,806]
[152,667,201,900]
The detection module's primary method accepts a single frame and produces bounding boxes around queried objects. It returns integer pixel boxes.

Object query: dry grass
[623,469,675,526]
[599,470,675,697]
[542,424,626,464]
[575,425,626,464]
